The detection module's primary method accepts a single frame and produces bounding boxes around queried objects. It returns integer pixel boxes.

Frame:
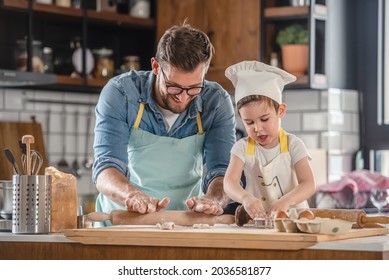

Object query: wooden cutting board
[64,225,389,250]
[0,121,48,179]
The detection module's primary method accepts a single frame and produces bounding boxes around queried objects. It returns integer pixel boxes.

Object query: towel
[316,170,389,208]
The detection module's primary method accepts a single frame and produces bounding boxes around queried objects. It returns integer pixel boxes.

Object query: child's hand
[267,198,290,215]
[242,195,267,219]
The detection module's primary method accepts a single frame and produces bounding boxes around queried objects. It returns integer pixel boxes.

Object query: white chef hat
[225,61,296,105]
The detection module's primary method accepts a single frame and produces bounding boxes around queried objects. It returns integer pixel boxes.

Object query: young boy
[224,61,316,219]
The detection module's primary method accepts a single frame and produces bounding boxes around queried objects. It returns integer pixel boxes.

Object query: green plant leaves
[276,24,309,46]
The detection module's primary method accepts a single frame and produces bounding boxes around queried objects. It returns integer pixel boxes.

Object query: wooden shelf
[56,75,84,86]
[261,0,328,89]
[1,0,156,92]
[264,4,327,19]
[2,0,155,28]
[265,6,309,18]
[56,75,109,88]
[87,10,155,28]
[87,77,109,88]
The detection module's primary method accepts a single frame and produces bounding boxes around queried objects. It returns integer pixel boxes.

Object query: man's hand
[186,196,224,215]
[186,176,230,215]
[125,191,170,214]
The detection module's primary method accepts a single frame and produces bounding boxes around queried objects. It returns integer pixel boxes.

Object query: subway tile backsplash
[283,88,361,184]
[284,89,321,110]
[1,87,362,193]
[0,88,98,195]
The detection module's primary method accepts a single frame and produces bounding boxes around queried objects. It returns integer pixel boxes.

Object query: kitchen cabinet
[261,0,327,89]
[0,0,156,93]
[156,0,260,91]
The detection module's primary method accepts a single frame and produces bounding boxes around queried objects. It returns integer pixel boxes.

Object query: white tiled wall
[0,87,99,195]
[283,88,360,183]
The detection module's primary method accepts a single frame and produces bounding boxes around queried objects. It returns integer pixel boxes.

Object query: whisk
[21,150,43,175]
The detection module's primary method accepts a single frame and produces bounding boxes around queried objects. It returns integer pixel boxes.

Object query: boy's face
[239,100,286,149]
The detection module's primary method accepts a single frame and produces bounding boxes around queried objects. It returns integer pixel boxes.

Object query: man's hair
[155,20,214,72]
[237,95,280,113]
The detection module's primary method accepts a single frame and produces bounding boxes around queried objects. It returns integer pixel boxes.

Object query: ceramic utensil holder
[12,175,52,234]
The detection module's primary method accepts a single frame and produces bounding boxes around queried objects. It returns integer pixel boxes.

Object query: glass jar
[92,48,114,78]
[122,55,140,71]
[130,0,150,18]
[56,0,71,7]
[42,47,54,73]
[15,39,44,73]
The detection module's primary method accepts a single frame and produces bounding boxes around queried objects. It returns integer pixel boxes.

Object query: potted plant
[276,24,309,76]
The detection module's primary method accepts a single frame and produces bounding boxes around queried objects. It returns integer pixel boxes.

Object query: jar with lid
[15,39,44,73]
[122,55,140,72]
[92,48,114,78]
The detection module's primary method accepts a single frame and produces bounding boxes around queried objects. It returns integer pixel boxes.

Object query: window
[384,0,389,124]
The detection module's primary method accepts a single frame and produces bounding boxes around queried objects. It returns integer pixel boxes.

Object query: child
[224,61,316,219]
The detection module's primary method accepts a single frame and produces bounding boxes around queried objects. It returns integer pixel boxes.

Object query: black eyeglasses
[160,68,204,96]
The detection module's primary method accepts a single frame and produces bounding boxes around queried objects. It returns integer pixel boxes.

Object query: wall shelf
[260,0,327,89]
[0,0,156,92]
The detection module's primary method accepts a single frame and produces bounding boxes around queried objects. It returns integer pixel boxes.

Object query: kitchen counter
[1,227,389,260]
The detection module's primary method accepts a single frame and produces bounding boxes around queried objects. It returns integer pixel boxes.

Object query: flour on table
[156,221,175,230]
[192,223,210,229]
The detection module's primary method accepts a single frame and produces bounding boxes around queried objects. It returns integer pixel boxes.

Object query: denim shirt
[92,70,236,193]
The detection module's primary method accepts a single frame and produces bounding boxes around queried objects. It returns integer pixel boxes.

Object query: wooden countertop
[63,224,388,250]
[1,225,389,260]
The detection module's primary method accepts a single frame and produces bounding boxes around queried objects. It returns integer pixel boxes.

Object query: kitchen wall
[282,88,360,183]
[1,87,361,193]
[0,87,99,197]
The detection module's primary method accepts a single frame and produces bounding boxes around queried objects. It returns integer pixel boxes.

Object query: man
[92,23,236,226]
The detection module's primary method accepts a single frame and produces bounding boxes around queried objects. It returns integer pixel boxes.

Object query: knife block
[45,166,78,232]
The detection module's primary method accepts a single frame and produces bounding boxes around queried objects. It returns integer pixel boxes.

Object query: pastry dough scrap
[192,223,210,229]
[156,221,175,230]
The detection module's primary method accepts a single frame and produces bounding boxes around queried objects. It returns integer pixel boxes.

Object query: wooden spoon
[22,135,35,176]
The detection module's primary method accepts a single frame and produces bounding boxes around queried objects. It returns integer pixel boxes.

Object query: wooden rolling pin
[88,210,235,226]
[310,208,389,228]
[235,206,389,228]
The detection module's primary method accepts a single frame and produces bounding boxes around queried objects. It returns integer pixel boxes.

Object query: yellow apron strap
[279,128,289,153]
[246,137,256,155]
[196,112,203,135]
[133,103,145,128]
[246,128,288,155]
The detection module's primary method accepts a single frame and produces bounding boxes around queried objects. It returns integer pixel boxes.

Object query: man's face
[153,60,205,114]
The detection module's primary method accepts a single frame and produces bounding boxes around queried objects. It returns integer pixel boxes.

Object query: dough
[192,223,210,229]
[156,221,175,230]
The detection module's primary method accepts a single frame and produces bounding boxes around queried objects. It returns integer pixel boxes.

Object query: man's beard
[161,93,195,114]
